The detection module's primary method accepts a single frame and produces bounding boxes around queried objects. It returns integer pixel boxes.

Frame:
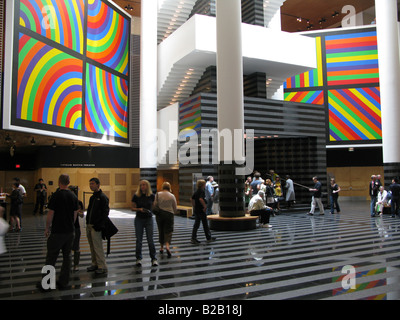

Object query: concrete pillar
[140,0,158,190]
[375,0,400,185]
[216,0,245,217]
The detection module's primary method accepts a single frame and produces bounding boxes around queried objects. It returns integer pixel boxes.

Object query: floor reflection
[1,201,400,300]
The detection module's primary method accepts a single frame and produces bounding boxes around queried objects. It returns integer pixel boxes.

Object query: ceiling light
[52,140,57,148]
[5,133,11,143]
[30,137,36,145]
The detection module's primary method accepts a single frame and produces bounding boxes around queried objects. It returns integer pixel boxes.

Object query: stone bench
[207,214,258,231]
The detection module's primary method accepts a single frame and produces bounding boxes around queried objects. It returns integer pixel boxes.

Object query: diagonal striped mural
[328,88,381,142]
[284,90,324,105]
[284,27,381,144]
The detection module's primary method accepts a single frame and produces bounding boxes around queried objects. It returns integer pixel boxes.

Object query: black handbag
[102,217,118,256]
[152,193,160,216]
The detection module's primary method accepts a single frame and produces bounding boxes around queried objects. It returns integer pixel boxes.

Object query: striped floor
[1,201,400,301]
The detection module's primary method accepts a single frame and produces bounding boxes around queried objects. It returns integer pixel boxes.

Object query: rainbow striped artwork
[85,64,128,139]
[284,90,324,105]
[179,96,202,138]
[329,88,381,142]
[17,34,83,130]
[284,37,323,89]
[325,31,379,86]
[19,0,84,54]
[87,0,129,75]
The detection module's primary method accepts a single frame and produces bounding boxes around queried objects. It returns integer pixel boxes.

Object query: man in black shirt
[86,177,110,274]
[308,176,325,216]
[191,179,216,244]
[43,174,78,290]
[33,178,47,215]
[390,177,400,218]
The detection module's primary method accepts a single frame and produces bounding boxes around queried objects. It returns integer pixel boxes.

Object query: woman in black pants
[191,180,216,244]
[154,182,177,257]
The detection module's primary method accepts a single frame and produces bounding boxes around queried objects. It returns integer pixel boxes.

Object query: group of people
[244,170,296,228]
[307,176,341,216]
[38,175,108,290]
[245,171,296,210]
[1,177,27,232]
[369,174,400,218]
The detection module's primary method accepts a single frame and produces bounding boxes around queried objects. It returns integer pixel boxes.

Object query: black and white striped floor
[1,201,400,301]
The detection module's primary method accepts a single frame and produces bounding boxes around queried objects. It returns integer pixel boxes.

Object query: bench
[207,214,258,231]
[176,205,193,218]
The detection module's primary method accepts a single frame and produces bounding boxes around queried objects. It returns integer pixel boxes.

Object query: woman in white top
[153,182,177,257]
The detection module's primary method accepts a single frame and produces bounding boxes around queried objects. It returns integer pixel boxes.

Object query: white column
[375,0,400,164]
[215,0,246,218]
[216,0,245,163]
[140,0,158,169]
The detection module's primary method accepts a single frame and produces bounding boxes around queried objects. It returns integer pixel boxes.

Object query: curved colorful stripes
[85,64,128,139]
[87,0,129,75]
[19,0,84,54]
[17,34,83,130]
[329,88,381,142]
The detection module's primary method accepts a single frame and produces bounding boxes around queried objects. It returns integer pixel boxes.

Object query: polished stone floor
[1,200,400,301]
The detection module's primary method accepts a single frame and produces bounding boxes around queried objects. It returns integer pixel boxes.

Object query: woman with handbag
[153,182,177,258]
[131,180,158,267]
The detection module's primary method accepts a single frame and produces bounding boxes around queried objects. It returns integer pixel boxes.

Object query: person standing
[0,207,8,255]
[42,174,78,290]
[369,175,380,217]
[131,180,158,267]
[6,182,23,232]
[329,178,341,214]
[244,176,252,211]
[250,172,263,195]
[308,176,324,216]
[13,178,26,230]
[191,179,216,244]
[33,178,47,215]
[86,178,110,274]
[153,182,177,258]
[205,176,214,215]
[389,177,400,218]
[68,186,84,272]
[285,175,295,208]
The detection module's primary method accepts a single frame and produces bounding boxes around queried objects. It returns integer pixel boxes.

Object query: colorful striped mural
[87,0,129,75]
[284,90,324,105]
[179,96,201,139]
[85,64,128,139]
[17,34,83,130]
[284,28,381,143]
[329,87,381,141]
[325,31,379,86]
[285,37,324,89]
[19,0,85,54]
[12,0,130,142]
